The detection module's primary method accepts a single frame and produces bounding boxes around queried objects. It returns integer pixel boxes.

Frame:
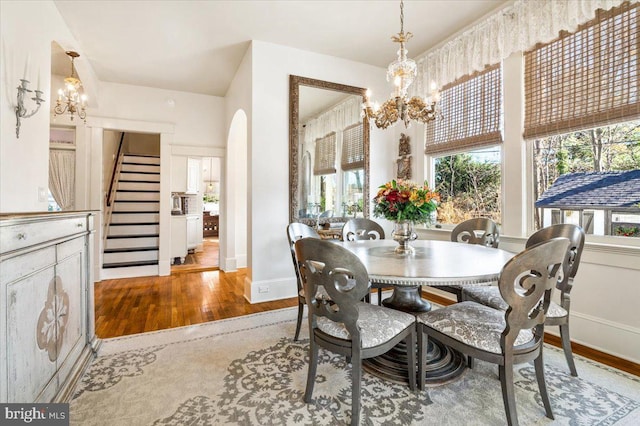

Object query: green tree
[435,153,501,223]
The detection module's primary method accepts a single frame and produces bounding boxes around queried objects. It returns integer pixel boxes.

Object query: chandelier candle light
[53,51,87,123]
[363,0,440,129]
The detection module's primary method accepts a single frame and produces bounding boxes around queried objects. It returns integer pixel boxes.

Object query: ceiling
[53,0,507,97]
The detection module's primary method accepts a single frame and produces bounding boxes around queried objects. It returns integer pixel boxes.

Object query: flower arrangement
[373,179,439,223]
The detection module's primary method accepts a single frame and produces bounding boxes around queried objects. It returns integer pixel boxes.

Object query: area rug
[70,307,640,425]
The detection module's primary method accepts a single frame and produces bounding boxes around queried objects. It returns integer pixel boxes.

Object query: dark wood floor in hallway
[95,269,297,338]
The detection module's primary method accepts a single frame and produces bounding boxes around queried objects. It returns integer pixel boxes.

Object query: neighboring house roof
[535,170,640,209]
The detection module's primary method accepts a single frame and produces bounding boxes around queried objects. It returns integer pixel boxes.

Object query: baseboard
[244,277,297,303]
[54,345,95,403]
[421,289,640,378]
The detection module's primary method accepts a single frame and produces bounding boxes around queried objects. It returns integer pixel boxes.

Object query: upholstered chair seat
[463,286,569,319]
[295,237,416,426]
[462,223,585,376]
[417,301,534,354]
[317,302,415,349]
[417,237,570,426]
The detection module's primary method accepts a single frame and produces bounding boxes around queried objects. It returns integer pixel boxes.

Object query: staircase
[103,154,160,277]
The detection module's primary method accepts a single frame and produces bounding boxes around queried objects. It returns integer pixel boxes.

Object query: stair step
[112,210,160,214]
[120,170,160,176]
[104,246,158,253]
[108,224,159,236]
[110,212,159,223]
[123,155,160,165]
[110,221,159,226]
[104,249,158,264]
[103,260,159,269]
[121,163,160,174]
[115,191,159,201]
[118,181,160,191]
[107,234,159,239]
[105,236,159,250]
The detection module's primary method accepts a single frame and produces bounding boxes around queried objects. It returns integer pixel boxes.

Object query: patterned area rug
[70,308,640,425]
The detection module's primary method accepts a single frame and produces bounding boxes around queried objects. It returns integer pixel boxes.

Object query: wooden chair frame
[295,237,416,426]
[418,238,569,426]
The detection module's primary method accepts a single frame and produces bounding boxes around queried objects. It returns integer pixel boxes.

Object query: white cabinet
[186,215,200,250]
[171,156,200,194]
[0,212,95,403]
[170,156,187,193]
[171,216,187,264]
[186,157,201,194]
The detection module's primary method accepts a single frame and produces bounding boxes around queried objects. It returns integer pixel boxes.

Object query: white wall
[94,81,224,147]
[0,1,99,212]
[246,41,396,302]
[223,41,252,275]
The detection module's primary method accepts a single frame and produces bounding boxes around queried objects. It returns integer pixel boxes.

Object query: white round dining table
[334,238,515,385]
[335,239,514,312]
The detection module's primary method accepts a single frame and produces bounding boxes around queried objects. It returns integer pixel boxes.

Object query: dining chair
[342,218,387,305]
[286,222,321,341]
[295,237,416,426]
[417,237,570,426]
[341,218,385,241]
[441,217,500,301]
[462,223,585,376]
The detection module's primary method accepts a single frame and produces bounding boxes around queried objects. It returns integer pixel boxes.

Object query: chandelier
[362,0,439,129]
[53,51,87,123]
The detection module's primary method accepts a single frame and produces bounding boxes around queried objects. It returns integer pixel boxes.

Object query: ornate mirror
[289,75,370,226]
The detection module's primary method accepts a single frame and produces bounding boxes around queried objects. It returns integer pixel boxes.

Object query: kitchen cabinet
[171,156,201,194]
[187,215,200,250]
[186,157,201,194]
[0,211,96,403]
[171,216,187,264]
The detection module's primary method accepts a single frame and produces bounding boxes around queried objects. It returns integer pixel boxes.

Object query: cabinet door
[55,237,86,384]
[171,216,187,259]
[186,158,201,194]
[186,216,199,249]
[171,156,187,193]
[7,262,58,402]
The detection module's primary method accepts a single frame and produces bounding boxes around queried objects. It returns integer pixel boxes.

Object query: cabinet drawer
[0,246,56,285]
[1,217,87,253]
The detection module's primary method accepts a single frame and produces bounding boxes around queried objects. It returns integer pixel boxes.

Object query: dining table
[334,238,514,385]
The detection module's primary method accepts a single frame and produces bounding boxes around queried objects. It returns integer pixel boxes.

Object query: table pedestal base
[367,286,466,385]
[363,338,467,386]
[381,286,431,313]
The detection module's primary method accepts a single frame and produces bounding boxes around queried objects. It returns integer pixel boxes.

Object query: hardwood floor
[95,269,297,338]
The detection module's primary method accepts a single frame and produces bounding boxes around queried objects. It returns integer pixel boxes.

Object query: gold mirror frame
[289,75,370,225]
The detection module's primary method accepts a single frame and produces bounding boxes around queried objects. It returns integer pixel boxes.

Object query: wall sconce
[15,78,45,139]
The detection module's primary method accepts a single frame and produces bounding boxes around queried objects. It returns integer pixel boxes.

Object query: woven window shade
[341,123,364,171]
[425,64,502,155]
[524,2,640,140]
[313,132,336,175]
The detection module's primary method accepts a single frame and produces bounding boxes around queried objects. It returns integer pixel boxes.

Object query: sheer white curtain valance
[415,0,628,94]
[303,96,362,146]
[49,149,75,211]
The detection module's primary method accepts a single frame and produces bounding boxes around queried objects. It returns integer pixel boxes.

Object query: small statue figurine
[399,133,411,157]
[397,156,412,180]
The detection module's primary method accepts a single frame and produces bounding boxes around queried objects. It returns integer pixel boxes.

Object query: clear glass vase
[392,220,418,255]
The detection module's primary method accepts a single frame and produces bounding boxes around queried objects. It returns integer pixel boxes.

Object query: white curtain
[415,0,628,95]
[49,149,75,210]
[303,96,362,146]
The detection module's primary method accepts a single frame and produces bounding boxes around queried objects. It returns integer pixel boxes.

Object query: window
[425,64,503,225]
[341,123,364,217]
[532,121,640,237]
[434,147,502,225]
[525,2,640,238]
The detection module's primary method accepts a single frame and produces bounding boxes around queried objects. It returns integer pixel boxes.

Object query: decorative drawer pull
[17,233,27,240]
[76,223,84,228]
